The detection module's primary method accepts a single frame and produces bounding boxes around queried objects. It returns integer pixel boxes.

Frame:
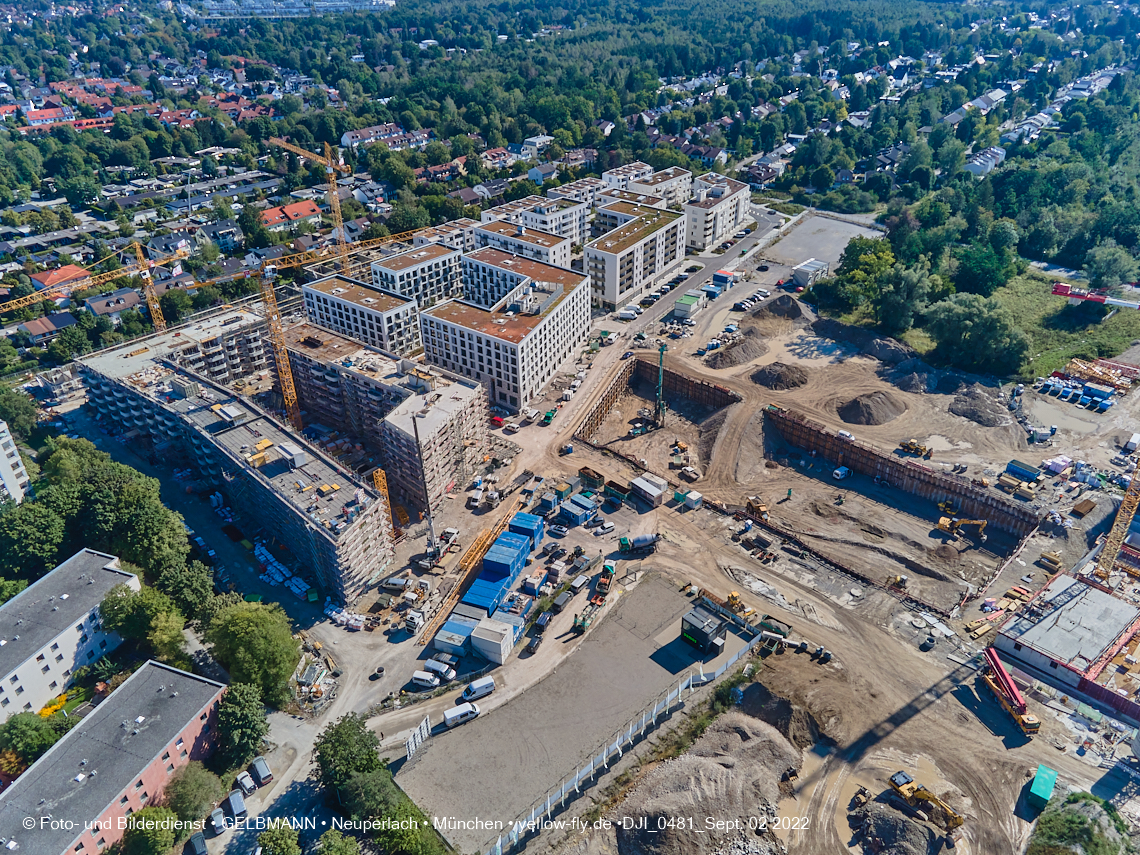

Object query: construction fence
[481,630,766,855]
[764,405,1040,537]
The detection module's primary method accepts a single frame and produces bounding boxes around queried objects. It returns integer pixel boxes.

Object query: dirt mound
[708,328,768,369]
[838,391,907,425]
[614,711,798,855]
[894,372,930,393]
[698,408,729,464]
[949,384,1010,428]
[854,804,942,855]
[935,374,966,395]
[863,337,913,365]
[933,544,960,564]
[755,294,803,320]
[752,362,809,390]
[810,317,877,349]
[739,683,828,749]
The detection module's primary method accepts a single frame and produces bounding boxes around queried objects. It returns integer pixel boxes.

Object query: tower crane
[0,242,177,328]
[1094,474,1140,580]
[268,137,352,274]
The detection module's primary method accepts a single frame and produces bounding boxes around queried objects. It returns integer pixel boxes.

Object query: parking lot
[396,573,749,853]
[762,215,880,268]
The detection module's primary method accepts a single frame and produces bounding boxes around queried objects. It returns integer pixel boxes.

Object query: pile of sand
[755,294,802,320]
[708,328,768,369]
[948,384,1010,428]
[614,711,799,855]
[854,805,942,855]
[838,391,907,426]
[752,362,809,390]
[739,683,826,749]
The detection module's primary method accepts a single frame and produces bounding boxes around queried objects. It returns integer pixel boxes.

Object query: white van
[444,702,481,728]
[616,310,637,321]
[411,670,440,689]
[423,659,456,682]
[462,676,496,702]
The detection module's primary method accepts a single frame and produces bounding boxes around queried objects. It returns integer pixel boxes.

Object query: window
[41,665,49,674]
[35,654,44,662]
[180,750,188,760]
[167,764,175,773]
[135,780,144,791]
[1013,643,1022,651]
[99,641,107,650]
[120,796,128,806]
[49,681,57,690]
[87,651,94,660]
[8,677,15,685]
[1,699,9,707]
[1050,661,1058,669]
[162,752,170,761]
[14,686,22,695]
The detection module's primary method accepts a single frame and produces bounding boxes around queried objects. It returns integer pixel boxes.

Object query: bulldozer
[851,786,871,809]
[888,770,964,839]
[887,574,909,589]
[726,592,755,617]
[900,439,927,456]
[936,517,988,543]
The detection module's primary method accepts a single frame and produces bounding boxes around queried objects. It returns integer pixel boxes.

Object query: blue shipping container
[1006,459,1042,481]
[497,531,531,554]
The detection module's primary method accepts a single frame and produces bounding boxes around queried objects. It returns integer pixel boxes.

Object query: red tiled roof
[261,200,321,227]
[30,264,89,289]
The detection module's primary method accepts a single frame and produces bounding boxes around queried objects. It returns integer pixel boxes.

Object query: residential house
[197,219,244,252]
[17,312,78,344]
[261,200,322,232]
[84,288,141,324]
[527,162,561,185]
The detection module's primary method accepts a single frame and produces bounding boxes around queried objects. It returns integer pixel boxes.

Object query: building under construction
[281,322,490,514]
[79,323,394,603]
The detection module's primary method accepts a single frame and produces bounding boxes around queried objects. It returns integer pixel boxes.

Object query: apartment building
[303,275,421,357]
[546,176,607,207]
[380,376,490,512]
[0,420,29,504]
[421,251,591,411]
[0,549,138,719]
[413,217,482,253]
[684,173,750,250]
[602,161,654,189]
[79,345,393,602]
[481,195,592,246]
[627,166,693,209]
[585,202,685,310]
[0,661,225,855]
[472,221,572,268]
[369,243,462,308]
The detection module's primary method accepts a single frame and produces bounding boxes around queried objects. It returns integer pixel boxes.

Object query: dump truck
[573,597,604,633]
[888,770,964,839]
[982,648,1040,736]
[619,533,659,554]
[759,614,791,637]
[596,562,615,595]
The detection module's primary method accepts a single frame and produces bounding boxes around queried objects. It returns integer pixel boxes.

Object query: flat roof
[475,220,567,248]
[373,243,457,273]
[305,274,412,313]
[418,217,480,238]
[383,377,484,441]
[424,274,585,346]
[463,248,586,288]
[603,161,652,176]
[0,549,134,678]
[79,308,264,380]
[599,188,664,206]
[283,322,400,371]
[999,575,1140,672]
[588,205,682,254]
[484,195,547,220]
[0,662,224,854]
[632,167,691,187]
[688,174,748,210]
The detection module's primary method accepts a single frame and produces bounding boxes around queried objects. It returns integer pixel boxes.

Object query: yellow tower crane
[0,242,177,323]
[371,467,396,533]
[268,137,351,274]
[1095,475,1140,580]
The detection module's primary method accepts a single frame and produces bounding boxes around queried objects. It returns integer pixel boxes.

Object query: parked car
[236,771,256,795]
[188,833,209,855]
[621,351,634,360]
[550,524,569,536]
[249,757,273,786]
[526,634,544,654]
[210,808,226,836]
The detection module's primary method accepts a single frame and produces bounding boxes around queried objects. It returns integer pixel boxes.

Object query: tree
[313,713,382,792]
[810,165,834,190]
[205,602,299,708]
[0,712,65,765]
[0,388,37,439]
[163,762,224,823]
[926,293,1029,374]
[953,242,1010,296]
[238,205,272,249]
[874,263,933,336]
[344,768,402,820]
[121,807,179,855]
[147,609,189,667]
[318,829,361,855]
[217,683,269,767]
[375,801,434,855]
[0,504,65,580]
[156,560,214,621]
[101,584,181,642]
[1085,240,1139,290]
[258,826,302,855]
[160,289,193,324]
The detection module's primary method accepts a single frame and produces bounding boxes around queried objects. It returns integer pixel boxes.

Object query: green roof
[676,295,699,305]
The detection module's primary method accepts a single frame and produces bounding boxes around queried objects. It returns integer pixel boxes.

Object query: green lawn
[992,271,1140,379]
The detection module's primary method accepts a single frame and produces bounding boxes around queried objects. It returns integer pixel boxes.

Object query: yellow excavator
[936,517,988,543]
[889,770,964,838]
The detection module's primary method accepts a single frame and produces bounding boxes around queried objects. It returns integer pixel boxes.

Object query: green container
[1027,764,1057,811]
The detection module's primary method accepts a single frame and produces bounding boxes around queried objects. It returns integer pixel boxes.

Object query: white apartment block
[370,243,462,308]
[461,247,549,309]
[0,549,138,719]
[628,167,693,209]
[473,221,572,269]
[684,173,750,251]
[303,275,422,357]
[421,251,591,411]
[602,161,654,189]
[0,420,29,504]
[412,217,481,253]
[585,202,685,310]
[380,377,490,512]
[480,195,591,246]
[546,177,607,207]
